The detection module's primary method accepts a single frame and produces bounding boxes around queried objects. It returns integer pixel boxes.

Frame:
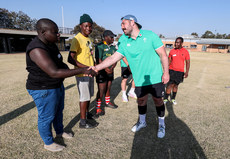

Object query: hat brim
[136,22,142,29]
[110,34,117,37]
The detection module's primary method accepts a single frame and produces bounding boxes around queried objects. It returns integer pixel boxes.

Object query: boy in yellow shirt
[68,14,96,129]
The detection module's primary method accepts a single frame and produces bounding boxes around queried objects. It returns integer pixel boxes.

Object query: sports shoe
[131,121,147,132]
[128,92,137,99]
[122,95,128,102]
[163,99,168,105]
[105,102,118,109]
[56,132,73,139]
[93,108,104,119]
[86,112,94,119]
[171,99,177,105]
[79,121,98,129]
[157,124,165,138]
[44,142,65,152]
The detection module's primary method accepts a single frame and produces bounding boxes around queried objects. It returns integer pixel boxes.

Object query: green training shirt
[117,30,163,86]
[95,41,116,64]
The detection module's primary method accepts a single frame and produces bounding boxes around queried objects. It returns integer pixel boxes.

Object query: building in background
[1,30,230,54]
[161,35,230,53]
[0,28,73,53]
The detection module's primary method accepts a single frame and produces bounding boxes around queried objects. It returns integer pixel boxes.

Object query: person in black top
[26,18,96,152]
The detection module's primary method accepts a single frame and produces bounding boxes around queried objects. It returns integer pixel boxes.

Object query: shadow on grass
[0,84,76,126]
[64,77,122,133]
[0,101,35,126]
[130,97,207,159]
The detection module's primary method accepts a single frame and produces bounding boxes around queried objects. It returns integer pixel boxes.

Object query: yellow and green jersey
[70,32,94,77]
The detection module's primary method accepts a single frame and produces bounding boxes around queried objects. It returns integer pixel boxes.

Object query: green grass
[0,51,230,159]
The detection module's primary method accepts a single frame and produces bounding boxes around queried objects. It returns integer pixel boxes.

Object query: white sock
[129,88,135,94]
[139,114,146,123]
[158,116,165,126]
[122,91,126,96]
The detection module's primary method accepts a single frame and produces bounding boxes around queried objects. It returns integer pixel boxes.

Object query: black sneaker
[93,109,105,119]
[79,121,98,129]
[86,112,94,119]
[93,113,100,119]
[105,102,118,109]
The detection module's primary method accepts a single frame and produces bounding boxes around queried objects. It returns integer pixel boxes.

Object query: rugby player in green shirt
[92,15,169,138]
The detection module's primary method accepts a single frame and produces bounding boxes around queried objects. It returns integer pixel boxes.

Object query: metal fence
[58,27,74,34]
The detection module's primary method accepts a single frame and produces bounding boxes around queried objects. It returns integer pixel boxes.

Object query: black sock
[164,93,170,100]
[156,104,165,117]
[138,105,147,114]
[172,92,177,100]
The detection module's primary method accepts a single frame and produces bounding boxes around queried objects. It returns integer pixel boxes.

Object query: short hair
[176,37,184,43]
[36,18,57,33]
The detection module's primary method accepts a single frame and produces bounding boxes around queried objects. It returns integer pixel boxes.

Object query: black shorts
[121,67,132,78]
[135,82,165,98]
[96,70,114,83]
[168,69,184,85]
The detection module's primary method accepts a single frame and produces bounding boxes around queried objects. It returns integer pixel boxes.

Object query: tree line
[191,31,230,39]
[0,8,37,31]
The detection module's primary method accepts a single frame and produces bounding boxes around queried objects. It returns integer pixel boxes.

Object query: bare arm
[168,56,172,66]
[30,48,96,78]
[184,59,190,78]
[122,56,131,71]
[95,52,123,71]
[156,46,169,84]
[122,56,129,66]
[68,51,89,68]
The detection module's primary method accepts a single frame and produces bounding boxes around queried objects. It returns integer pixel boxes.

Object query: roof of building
[196,39,230,45]
[0,28,73,38]
[161,37,200,43]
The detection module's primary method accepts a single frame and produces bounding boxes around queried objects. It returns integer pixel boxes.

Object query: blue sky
[1,0,230,37]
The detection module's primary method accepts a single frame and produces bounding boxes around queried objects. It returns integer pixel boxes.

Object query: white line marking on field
[196,66,207,88]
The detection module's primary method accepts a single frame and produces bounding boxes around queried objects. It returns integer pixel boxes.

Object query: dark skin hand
[29,48,97,78]
[184,59,190,78]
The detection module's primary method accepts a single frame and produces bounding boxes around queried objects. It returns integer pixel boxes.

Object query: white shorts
[76,76,94,102]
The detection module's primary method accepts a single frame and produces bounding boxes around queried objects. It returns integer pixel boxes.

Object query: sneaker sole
[105,105,118,109]
[157,134,165,138]
[128,95,137,99]
[44,145,64,152]
[79,125,97,129]
[131,124,147,132]
[79,123,98,129]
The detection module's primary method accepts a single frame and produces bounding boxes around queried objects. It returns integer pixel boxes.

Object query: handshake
[82,66,98,77]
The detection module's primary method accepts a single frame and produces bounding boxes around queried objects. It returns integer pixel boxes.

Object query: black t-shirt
[26,37,68,90]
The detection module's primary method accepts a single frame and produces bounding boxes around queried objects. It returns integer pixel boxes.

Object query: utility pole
[61,6,64,33]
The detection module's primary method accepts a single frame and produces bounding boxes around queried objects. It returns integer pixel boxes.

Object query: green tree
[215,33,226,39]
[0,8,15,29]
[73,22,105,43]
[225,34,230,39]
[0,8,37,30]
[15,11,37,30]
[191,32,199,38]
[201,30,215,38]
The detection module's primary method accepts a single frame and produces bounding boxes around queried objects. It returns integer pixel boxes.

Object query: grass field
[0,51,230,159]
